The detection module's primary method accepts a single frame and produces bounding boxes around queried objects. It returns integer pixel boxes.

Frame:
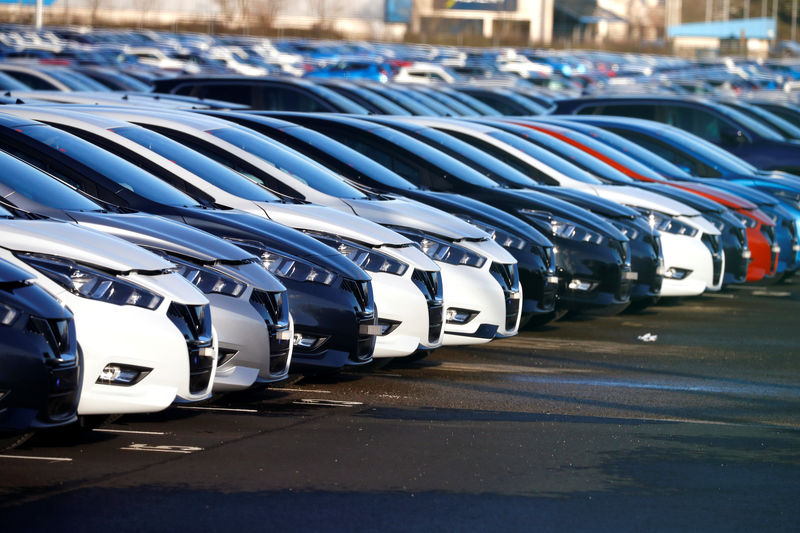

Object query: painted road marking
[272,387,331,394]
[293,399,364,407]
[93,429,166,435]
[176,406,258,413]
[121,444,203,454]
[0,454,72,462]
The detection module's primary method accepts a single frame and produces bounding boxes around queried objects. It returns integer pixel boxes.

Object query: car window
[609,128,722,177]
[199,83,254,105]
[2,70,57,90]
[577,104,657,120]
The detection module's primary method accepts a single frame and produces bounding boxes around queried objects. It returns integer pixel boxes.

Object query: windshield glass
[20,124,201,207]
[306,83,369,114]
[373,126,500,188]
[0,150,104,211]
[283,125,420,191]
[208,127,368,199]
[0,203,14,218]
[487,130,603,184]
[713,101,786,141]
[405,125,537,188]
[502,125,635,184]
[111,126,281,202]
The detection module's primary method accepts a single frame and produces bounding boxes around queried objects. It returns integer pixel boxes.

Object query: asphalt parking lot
[2,279,800,533]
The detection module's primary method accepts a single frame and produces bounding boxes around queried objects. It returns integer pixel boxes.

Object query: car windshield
[208,127,368,199]
[305,83,370,114]
[486,130,603,184]
[0,203,14,218]
[19,124,202,208]
[711,101,786,141]
[0,150,105,211]
[282,125,420,191]
[373,126,500,188]
[562,123,693,178]
[111,126,281,202]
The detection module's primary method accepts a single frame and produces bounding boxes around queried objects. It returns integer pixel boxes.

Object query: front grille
[650,234,662,258]
[735,227,747,248]
[47,367,79,420]
[702,235,724,285]
[412,269,444,343]
[490,262,521,331]
[702,234,721,255]
[26,317,76,367]
[250,290,291,374]
[167,303,214,394]
[341,279,371,313]
[534,245,553,269]
[611,239,628,262]
[761,225,776,244]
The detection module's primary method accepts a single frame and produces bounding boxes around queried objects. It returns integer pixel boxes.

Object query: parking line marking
[176,406,258,413]
[272,387,331,394]
[293,399,364,407]
[92,428,166,435]
[752,290,791,297]
[121,444,203,454]
[0,454,72,462]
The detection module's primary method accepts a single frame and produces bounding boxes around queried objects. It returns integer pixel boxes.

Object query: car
[0,256,80,450]
[201,111,559,327]
[35,106,447,359]
[93,108,518,347]
[0,142,292,391]
[267,112,634,316]
[0,189,217,416]
[549,115,792,281]
[313,79,412,115]
[151,75,370,113]
[551,96,800,174]
[0,108,378,373]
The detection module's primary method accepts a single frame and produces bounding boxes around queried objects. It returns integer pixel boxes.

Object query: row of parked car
[3,34,800,453]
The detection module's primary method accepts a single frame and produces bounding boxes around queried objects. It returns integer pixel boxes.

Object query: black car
[201,110,560,325]
[0,111,377,373]
[365,116,663,308]
[262,112,634,316]
[151,75,369,114]
[0,254,80,450]
[552,96,800,174]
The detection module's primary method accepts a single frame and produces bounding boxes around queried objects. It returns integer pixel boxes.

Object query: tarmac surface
[2,279,800,532]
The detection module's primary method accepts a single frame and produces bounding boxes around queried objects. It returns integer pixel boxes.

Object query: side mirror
[720,126,746,147]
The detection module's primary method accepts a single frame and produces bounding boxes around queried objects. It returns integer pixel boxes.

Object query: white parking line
[293,399,364,407]
[752,290,791,297]
[176,406,258,413]
[121,444,203,454]
[0,454,72,462]
[92,429,166,435]
[272,387,331,394]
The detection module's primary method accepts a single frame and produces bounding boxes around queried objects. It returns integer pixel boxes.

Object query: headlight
[641,210,699,237]
[731,211,758,229]
[518,209,607,245]
[0,301,21,326]
[224,239,336,285]
[309,233,409,276]
[392,229,486,268]
[17,253,164,310]
[166,255,247,297]
[455,217,529,251]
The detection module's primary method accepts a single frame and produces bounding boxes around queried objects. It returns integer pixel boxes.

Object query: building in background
[668,17,776,58]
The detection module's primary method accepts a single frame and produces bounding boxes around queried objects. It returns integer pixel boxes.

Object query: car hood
[67,212,257,264]
[538,186,640,218]
[594,185,702,217]
[256,202,411,246]
[674,181,758,210]
[176,208,370,281]
[340,197,489,241]
[0,219,173,273]
[637,182,725,213]
[702,180,780,207]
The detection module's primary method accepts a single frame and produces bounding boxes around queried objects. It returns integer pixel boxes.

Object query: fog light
[742,249,752,259]
[96,364,151,386]
[376,319,401,336]
[446,308,479,324]
[0,389,8,402]
[547,275,559,284]
[772,245,781,253]
[293,333,329,351]
[218,348,238,367]
[793,243,800,253]
[567,279,597,291]
[664,267,692,280]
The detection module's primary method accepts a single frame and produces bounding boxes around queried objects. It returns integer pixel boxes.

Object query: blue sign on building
[433,0,518,11]
[386,0,413,23]
[0,0,57,5]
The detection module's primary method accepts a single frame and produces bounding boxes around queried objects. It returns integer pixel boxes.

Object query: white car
[5,107,446,360]
[407,117,723,296]
[82,108,522,345]
[0,207,217,416]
